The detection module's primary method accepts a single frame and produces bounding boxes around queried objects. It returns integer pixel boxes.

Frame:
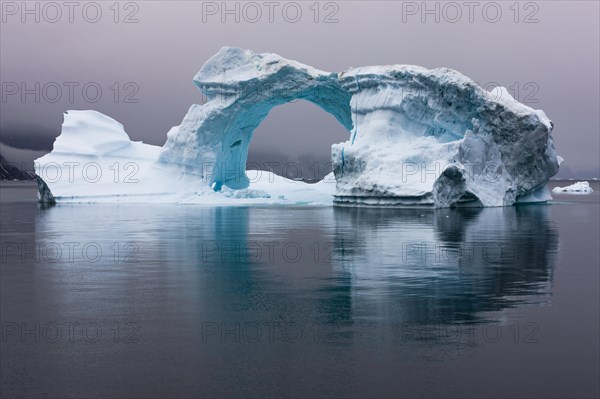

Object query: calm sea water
[1,181,598,398]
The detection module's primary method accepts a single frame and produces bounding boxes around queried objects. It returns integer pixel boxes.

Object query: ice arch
[160,47,353,189]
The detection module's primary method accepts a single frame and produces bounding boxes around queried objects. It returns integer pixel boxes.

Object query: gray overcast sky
[1,1,598,177]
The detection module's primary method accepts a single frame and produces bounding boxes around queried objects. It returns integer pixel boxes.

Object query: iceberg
[35,47,561,207]
[552,181,593,193]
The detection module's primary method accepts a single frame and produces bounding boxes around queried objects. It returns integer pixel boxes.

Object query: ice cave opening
[246,99,351,183]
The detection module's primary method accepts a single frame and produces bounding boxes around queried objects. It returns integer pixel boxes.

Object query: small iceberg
[552,181,594,193]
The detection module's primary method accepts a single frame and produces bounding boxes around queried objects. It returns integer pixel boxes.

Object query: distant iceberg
[35,47,561,207]
[552,181,593,193]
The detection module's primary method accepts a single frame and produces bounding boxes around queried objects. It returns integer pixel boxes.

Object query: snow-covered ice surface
[34,111,335,205]
[35,47,561,207]
[552,181,594,193]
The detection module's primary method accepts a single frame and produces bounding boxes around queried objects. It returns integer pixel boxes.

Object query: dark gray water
[1,181,598,398]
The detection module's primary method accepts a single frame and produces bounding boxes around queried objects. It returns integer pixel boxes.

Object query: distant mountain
[0,154,34,180]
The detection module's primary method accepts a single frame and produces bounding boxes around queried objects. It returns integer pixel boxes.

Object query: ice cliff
[333,69,559,206]
[35,47,561,207]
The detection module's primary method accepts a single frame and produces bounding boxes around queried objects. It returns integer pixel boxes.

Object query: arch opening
[207,85,353,190]
[245,99,351,183]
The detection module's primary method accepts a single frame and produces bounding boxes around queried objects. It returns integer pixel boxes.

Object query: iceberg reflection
[33,204,558,328]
